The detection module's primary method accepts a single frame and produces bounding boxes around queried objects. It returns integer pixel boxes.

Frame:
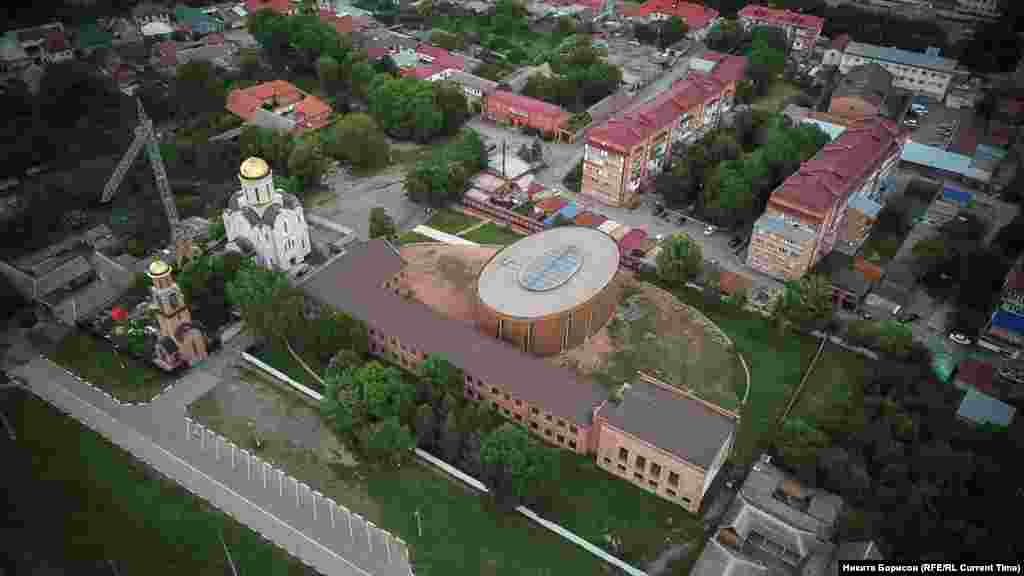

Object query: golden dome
[239,157,270,180]
[148,260,171,277]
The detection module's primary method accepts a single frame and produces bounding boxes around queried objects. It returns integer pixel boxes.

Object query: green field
[460,222,525,245]
[396,230,437,245]
[644,277,868,465]
[49,331,168,403]
[424,208,482,235]
[10,391,308,575]
[788,342,870,428]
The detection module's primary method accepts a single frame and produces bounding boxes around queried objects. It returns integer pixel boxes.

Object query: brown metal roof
[598,380,735,469]
[301,240,609,425]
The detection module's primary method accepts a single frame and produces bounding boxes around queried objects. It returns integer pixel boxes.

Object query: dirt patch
[398,244,501,324]
[555,281,743,411]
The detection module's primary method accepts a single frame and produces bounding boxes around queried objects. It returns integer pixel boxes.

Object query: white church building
[223,157,311,272]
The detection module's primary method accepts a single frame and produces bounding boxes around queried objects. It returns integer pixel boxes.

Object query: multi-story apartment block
[301,240,738,512]
[828,63,895,122]
[839,42,958,100]
[979,258,1024,358]
[737,5,824,59]
[623,0,721,41]
[955,0,1001,19]
[484,90,572,141]
[582,51,746,207]
[747,118,904,280]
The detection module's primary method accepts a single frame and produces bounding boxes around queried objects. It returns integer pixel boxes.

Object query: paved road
[311,166,424,239]
[5,326,412,576]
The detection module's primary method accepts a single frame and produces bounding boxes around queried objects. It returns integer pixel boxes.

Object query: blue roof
[557,203,579,219]
[911,94,930,106]
[845,42,958,73]
[992,310,1024,333]
[957,388,1016,427]
[941,182,974,205]
[753,212,815,243]
[901,141,991,183]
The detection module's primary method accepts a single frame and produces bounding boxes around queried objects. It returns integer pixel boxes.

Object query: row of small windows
[606,449,691,504]
[465,389,580,450]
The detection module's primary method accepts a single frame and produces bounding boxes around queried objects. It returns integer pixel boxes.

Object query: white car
[704,225,716,236]
[949,332,972,345]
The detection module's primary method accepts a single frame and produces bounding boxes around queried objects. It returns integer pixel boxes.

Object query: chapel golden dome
[239,157,270,180]
[148,260,171,277]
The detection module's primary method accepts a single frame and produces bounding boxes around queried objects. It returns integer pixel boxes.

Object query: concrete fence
[182,417,412,576]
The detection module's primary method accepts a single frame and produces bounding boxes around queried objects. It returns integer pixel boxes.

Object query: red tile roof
[587,76,725,152]
[416,44,466,71]
[319,10,355,35]
[204,32,225,45]
[46,30,70,53]
[536,197,569,214]
[619,229,648,253]
[488,90,570,120]
[1005,268,1024,292]
[738,5,824,32]
[625,0,719,29]
[956,358,997,395]
[691,50,748,85]
[246,0,291,14]
[155,40,178,68]
[226,80,333,132]
[366,46,391,60]
[527,182,546,199]
[829,33,851,51]
[768,118,903,219]
[294,95,333,130]
[400,63,446,79]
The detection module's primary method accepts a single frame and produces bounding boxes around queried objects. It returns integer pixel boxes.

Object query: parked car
[949,332,973,345]
[899,313,921,324]
[859,311,873,320]
[704,225,716,236]
[729,236,744,249]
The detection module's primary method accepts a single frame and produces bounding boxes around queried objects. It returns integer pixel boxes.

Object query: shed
[597,220,620,235]
[957,388,1016,427]
[535,197,568,215]
[954,358,997,395]
[610,225,632,242]
[618,229,648,255]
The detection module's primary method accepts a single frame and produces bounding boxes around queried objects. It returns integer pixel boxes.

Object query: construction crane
[102,99,191,266]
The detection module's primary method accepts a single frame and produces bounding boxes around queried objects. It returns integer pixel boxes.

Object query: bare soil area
[398,244,500,324]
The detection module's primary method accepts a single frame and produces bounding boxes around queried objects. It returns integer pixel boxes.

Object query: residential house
[581,51,746,207]
[898,140,1004,189]
[829,63,894,122]
[132,2,173,28]
[153,37,237,72]
[957,388,1016,427]
[226,80,334,133]
[622,0,720,42]
[483,90,572,140]
[74,22,114,55]
[809,252,875,309]
[44,29,74,63]
[980,258,1024,357]
[174,4,225,37]
[747,118,904,280]
[428,69,498,108]
[593,377,737,514]
[955,358,999,396]
[737,5,824,59]
[822,33,849,67]
[0,33,32,76]
[839,42,958,99]
[2,22,66,68]
[246,0,294,15]
[690,454,845,576]
[218,4,250,29]
[300,239,736,512]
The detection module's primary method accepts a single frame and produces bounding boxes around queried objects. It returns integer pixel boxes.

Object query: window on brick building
[530,407,539,415]
[503,393,510,400]
[649,479,658,488]
[544,429,552,437]
[634,472,644,481]
[668,472,679,486]
[635,455,646,470]
[530,421,539,430]
[515,414,523,421]
[650,463,661,476]
[515,399,522,406]
[545,414,552,422]
[568,440,576,449]
[491,387,499,394]
[570,425,578,434]
[619,447,628,461]
[557,434,564,443]
[618,464,626,472]
[667,489,677,497]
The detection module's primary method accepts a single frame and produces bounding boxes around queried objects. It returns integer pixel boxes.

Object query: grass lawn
[752,80,802,113]
[49,331,168,403]
[396,230,437,245]
[643,277,833,465]
[10,391,309,575]
[425,208,482,235]
[189,370,610,576]
[250,342,325,392]
[540,452,704,565]
[788,342,869,428]
[460,222,525,245]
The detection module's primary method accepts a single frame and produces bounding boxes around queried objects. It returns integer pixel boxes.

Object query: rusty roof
[301,240,610,425]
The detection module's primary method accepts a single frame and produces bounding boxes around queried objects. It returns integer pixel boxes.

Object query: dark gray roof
[598,380,735,469]
[300,240,610,425]
[833,64,892,109]
[811,252,872,297]
[238,203,286,228]
[737,459,843,545]
[443,69,499,94]
[690,539,770,576]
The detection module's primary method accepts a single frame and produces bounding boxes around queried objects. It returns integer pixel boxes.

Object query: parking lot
[903,97,976,149]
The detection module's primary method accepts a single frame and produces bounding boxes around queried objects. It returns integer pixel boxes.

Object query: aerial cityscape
[0,0,1021,574]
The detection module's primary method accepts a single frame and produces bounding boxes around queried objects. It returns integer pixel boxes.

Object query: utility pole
[414,508,423,538]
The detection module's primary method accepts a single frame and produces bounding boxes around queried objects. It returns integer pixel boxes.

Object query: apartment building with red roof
[581,51,746,207]
[226,80,333,133]
[747,118,905,280]
[484,90,572,140]
[246,0,293,15]
[737,5,824,58]
[623,0,720,41]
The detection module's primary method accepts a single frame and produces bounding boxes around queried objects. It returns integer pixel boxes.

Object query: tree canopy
[369,207,397,239]
[656,233,703,284]
[772,274,835,331]
[322,113,391,171]
[480,423,558,509]
[404,129,487,207]
[368,75,468,142]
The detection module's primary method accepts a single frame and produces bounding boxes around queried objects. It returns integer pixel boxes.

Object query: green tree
[368,75,444,142]
[175,60,228,120]
[350,60,376,100]
[353,361,414,421]
[239,125,295,170]
[433,81,470,136]
[369,206,396,239]
[440,411,462,462]
[414,403,437,448]
[286,137,328,193]
[656,233,703,285]
[316,55,344,95]
[225,264,305,346]
[480,423,557,508]
[706,160,756,227]
[321,368,364,438]
[404,129,486,207]
[362,417,415,467]
[775,417,830,470]
[421,354,463,399]
[323,113,390,171]
[773,274,835,331]
[746,45,786,97]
